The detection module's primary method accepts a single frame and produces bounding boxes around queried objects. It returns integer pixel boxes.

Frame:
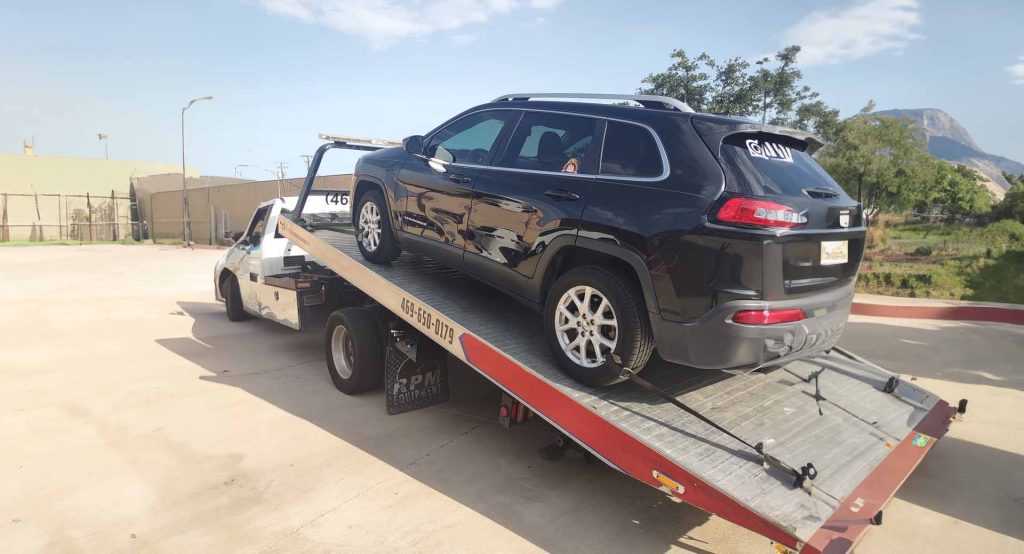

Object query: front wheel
[221,274,251,322]
[544,266,654,386]
[355,189,401,263]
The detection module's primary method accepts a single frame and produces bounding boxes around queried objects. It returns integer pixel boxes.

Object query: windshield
[717,132,842,197]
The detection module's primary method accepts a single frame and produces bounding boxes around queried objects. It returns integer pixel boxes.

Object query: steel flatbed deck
[280,212,958,553]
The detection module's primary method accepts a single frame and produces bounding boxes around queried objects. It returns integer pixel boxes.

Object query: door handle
[448,174,472,184]
[545,189,580,201]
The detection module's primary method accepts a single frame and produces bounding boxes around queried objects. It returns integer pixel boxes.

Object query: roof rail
[491,93,694,113]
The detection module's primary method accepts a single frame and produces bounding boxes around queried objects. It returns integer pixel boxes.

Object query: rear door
[693,118,865,299]
[465,110,602,298]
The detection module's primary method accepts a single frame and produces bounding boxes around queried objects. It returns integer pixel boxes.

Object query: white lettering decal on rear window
[746,139,794,163]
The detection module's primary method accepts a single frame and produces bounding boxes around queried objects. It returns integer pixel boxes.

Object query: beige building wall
[0,151,199,196]
[149,175,352,244]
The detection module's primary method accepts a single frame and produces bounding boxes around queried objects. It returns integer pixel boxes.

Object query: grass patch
[858,219,1024,303]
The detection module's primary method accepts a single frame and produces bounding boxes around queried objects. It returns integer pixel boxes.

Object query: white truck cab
[214,195,350,329]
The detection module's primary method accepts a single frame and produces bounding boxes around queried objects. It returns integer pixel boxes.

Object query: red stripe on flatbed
[459,333,804,549]
[801,401,957,554]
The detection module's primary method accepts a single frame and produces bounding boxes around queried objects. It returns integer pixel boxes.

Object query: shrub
[912,245,934,256]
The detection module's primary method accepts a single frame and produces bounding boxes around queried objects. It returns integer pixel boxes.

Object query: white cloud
[781,0,922,66]
[1008,56,1024,86]
[259,0,562,49]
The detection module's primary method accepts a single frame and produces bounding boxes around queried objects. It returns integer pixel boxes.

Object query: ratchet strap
[625,370,820,491]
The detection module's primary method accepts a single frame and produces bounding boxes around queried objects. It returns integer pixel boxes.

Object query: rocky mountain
[872,108,1024,197]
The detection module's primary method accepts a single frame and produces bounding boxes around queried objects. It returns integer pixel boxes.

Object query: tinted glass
[498,111,600,174]
[426,111,512,166]
[600,121,664,178]
[718,132,842,196]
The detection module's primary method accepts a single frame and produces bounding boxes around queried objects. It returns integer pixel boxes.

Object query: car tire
[221,274,252,322]
[325,307,384,395]
[355,189,401,263]
[544,266,654,386]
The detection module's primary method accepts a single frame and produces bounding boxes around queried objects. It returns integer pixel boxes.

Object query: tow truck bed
[280,215,957,553]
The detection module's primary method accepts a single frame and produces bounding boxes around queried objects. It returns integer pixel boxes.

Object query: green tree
[926,163,990,217]
[995,172,1024,221]
[638,45,838,137]
[817,104,933,218]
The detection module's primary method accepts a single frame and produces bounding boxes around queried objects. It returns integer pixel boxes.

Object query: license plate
[820,240,848,265]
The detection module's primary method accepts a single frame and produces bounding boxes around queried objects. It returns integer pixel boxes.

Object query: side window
[244,206,271,244]
[600,121,664,178]
[498,112,600,174]
[425,111,513,166]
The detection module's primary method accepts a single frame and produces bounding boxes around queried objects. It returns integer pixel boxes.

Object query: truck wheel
[221,274,251,322]
[544,266,654,386]
[355,189,401,263]
[325,307,384,394]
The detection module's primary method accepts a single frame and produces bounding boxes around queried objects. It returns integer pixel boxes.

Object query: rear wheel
[544,266,654,386]
[221,274,251,322]
[325,307,384,394]
[355,189,401,263]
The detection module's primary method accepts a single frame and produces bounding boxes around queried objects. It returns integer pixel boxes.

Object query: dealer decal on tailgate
[746,139,794,163]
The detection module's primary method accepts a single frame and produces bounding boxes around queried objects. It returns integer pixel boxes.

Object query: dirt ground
[1,245,1022,553]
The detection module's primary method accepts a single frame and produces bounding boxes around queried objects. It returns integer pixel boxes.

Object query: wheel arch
[350,176,389,226]
[535,237,659,315]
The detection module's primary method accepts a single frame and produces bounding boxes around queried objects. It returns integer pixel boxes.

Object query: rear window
[718,132,841,196]
[600,121,664,178]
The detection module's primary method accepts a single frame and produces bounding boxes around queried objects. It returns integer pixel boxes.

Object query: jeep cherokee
[348,93,866,386]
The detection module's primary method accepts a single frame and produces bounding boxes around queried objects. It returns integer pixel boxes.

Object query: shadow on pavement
[157,301,718,553]
[840,319,1024,392]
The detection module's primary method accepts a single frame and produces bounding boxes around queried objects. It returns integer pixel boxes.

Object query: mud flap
[384,328,450,415]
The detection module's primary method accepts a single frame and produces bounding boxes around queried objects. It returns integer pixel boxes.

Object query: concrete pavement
[1,245,1021,553]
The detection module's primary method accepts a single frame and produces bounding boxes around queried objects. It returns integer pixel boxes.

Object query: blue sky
[1,0,1021,180]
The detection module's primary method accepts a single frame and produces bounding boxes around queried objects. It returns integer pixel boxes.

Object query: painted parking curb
[851,302,1024,325]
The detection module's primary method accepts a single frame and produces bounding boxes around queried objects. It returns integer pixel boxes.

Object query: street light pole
[181,95,213,246]
[97,133,108,159]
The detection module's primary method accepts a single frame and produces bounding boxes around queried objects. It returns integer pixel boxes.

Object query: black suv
[350,93,865,386]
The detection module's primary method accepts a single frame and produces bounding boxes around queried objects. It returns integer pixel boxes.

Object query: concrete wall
[149,174,353,244]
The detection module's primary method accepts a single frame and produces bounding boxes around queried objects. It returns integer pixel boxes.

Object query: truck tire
[325,307,384,394]
[355,189,401,263]
[222,274,251,322]
[544,266,654,386]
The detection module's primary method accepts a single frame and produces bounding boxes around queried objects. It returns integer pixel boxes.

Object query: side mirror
[403,135,424,155]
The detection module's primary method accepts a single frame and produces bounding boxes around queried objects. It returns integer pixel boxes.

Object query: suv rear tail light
[716,197,807,229]
[732,309,805,325]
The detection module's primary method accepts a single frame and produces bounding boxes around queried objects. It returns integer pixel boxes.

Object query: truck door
[465,111,600,299]
[236,204,272,310]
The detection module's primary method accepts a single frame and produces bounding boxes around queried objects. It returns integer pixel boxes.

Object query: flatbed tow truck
[269,134,966,553]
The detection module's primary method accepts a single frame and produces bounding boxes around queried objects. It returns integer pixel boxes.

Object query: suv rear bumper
[651,282,854,370]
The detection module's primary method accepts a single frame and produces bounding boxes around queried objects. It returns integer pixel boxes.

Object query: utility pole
[301,154,313,172]
[276,161,288,197]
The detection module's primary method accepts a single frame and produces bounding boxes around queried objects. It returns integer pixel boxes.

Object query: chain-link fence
[0,191,134,242]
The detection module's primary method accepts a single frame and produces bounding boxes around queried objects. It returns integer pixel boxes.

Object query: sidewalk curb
[851,301,1024,325]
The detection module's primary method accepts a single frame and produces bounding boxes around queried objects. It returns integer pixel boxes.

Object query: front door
[396,110,517,266]
[465,111,601,298]
[235,204,272,310]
